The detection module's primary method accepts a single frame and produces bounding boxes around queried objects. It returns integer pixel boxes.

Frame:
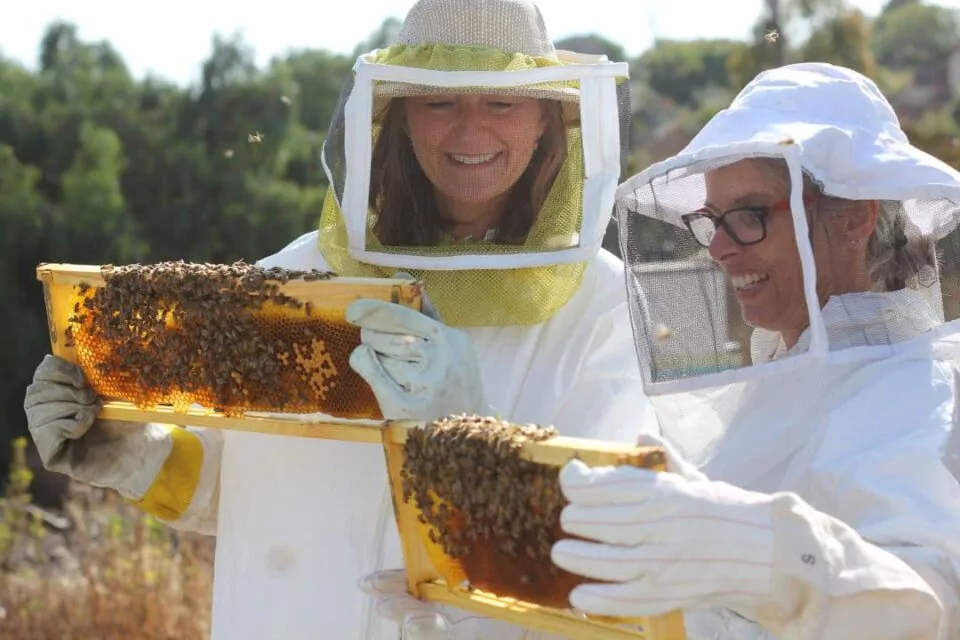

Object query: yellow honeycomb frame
[37,262,423,442]
[381,420,687,640]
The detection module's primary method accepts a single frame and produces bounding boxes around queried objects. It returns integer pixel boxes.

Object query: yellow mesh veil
[317,43,623,327]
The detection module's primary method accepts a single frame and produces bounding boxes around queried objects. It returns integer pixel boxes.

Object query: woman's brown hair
[368,96,568,246]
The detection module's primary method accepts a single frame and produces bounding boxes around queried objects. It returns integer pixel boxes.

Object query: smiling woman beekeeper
[549,62,960,640]
[22,1,651,638]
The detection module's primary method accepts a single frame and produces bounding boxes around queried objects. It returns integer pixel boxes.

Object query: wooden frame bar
[98,402,385,442]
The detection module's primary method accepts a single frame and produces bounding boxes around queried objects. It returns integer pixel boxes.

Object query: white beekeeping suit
[210,4,650,635]
[23,1,655,639]
[550,62,960,639]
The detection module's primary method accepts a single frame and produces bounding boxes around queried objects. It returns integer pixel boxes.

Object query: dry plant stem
[0,443,213,639]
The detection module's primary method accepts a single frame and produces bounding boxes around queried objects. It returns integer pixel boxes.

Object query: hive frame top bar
[384,420,666,467]
[97,402,387,443]
[36,262,424,309]
[36,263,417,287]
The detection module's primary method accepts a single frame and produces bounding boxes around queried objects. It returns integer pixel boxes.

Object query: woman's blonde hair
[758,157,937,291]
[368,97,568,246]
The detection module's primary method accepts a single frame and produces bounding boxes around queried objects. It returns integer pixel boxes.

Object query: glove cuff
[729,490,852,629]
[132,425,206,522]
[161,427,222,534]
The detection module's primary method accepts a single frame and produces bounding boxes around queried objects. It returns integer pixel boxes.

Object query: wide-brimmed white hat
[616,62,960,240]
[367,0,583,124]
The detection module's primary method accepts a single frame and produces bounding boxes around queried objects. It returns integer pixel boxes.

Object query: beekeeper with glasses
[552,62,960,640]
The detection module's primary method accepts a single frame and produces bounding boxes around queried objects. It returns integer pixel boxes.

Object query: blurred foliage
[2,3,960,500]
[0,439,214,638]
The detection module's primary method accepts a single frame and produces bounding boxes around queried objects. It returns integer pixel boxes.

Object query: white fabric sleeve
[549,299,659,443]
[735,360,960,640]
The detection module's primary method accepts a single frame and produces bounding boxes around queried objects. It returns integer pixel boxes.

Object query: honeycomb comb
[38,261,422,440]
[382,417,687,640]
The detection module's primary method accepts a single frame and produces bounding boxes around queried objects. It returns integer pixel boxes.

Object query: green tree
[799,9,877,76]
[270,51,353,134]
[352,17,403,58]
[56,122,140,263]
[555,34,628,62]
[726,0,845,90]
[0,145,49,481]
[635,39,748,106]
[873,0,960,69]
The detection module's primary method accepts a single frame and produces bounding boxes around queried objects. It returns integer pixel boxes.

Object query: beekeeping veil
[317,0,630,326]
[614,62,960,465]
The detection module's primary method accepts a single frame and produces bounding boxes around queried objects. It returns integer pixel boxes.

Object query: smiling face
[404,93,547,234]
[702,158,877,347]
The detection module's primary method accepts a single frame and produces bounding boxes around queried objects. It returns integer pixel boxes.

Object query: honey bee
[402,416,563,583]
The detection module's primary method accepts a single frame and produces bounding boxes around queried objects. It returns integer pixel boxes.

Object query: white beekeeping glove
[360,568,498,639]
[23,354,182,503]
[551,458,776,618]
[346,281,490,421]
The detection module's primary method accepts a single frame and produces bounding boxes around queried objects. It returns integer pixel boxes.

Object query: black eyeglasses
[680,197,812,248]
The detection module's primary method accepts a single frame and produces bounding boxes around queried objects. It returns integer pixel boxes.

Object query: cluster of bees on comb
[401,416,569,593]
[62,260,380,418]
[400,417,668,605]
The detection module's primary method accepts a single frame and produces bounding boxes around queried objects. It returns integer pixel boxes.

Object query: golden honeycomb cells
[401,417,577,607]
[398,416,670,610]
[36,262,422,420]
[416,490,469,588]
[384,419,687,640]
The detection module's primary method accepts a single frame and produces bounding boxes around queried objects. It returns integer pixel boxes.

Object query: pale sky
[4,0,959,86]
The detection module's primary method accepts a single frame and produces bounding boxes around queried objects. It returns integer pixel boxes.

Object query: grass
[0,437,215,639]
